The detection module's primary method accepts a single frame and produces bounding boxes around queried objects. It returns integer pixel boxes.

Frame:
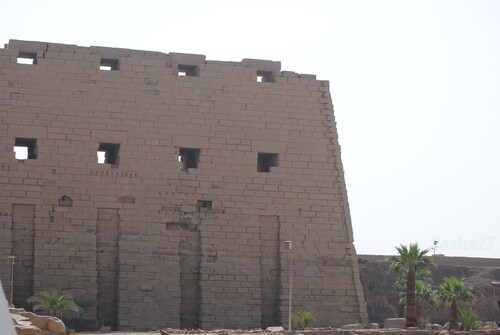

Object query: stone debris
[151,327,500,335]
[484,321,498,328]
[341,324,363,330]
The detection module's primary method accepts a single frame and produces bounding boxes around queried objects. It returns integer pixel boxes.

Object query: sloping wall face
[0,40,367,331]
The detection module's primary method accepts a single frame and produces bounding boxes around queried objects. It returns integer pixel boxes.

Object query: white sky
[1,0,499,258]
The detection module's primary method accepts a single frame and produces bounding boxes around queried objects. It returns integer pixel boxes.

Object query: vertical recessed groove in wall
[96,208,119,330]
[179,226,201,329]
[259,215,281,328]
[12,204,35,309]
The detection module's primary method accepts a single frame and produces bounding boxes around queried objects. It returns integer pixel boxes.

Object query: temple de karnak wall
[0,40,367,331]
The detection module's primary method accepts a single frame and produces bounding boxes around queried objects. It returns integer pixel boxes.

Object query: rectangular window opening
[257,71,273,83]
[98,143,120,166]
[100,58,119,71]
[257,153,279,173]
[179,148,200,170]
[197,200,212,212]
[177,65,198,77]
[14,138,37,160]
[17,52,37,65]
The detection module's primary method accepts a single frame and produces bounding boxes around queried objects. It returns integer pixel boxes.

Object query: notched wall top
[4,39,316,80]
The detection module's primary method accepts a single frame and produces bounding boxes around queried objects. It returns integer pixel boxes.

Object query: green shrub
[417,316,431,329]
[27,290,82,318]
[73,297,95,331]
[292,311,316,330]
[459,308,481,331]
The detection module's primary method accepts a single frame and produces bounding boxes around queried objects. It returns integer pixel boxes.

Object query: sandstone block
[484,321,498,328]
[265,326,285,332]
[100,325,111,333]
[384,318,406,328]
[341,324,362,329]
[11,313,29,325]
[47,318,66,334]
[443,322,461,330]
[9,307,26,314]
[14,325,41,335]
[19,312,49,330]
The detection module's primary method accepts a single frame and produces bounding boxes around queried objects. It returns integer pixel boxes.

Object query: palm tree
[389,243,433,327]
[437,277,475,330]
[397,280,436,327]
[27,290,82,318]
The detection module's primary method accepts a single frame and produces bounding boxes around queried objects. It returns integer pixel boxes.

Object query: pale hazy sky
[1,0,499,258]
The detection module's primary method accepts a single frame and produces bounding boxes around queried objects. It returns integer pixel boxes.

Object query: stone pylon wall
[0,39,368,331]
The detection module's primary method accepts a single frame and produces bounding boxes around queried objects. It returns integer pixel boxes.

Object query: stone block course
[0,39,367,331]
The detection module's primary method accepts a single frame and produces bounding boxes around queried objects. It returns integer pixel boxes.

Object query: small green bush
[292,311,316,330]
[417,316,431,329]
[27,290,82,318]
[73,297,95,331]
[459,308,481,331]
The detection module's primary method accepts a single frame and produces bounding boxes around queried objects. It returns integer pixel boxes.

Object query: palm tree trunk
[406,269,416,327]
[415,300,422,324]
[449,299,458,330]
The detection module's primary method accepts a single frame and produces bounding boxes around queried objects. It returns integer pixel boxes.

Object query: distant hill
[358,255,500,325]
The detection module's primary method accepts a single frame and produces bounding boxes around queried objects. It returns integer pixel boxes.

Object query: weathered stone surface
[384,318,406,329]
[0,39,367,331]
[100,325,111,333]
[11,313,28,325]
[266,326,285,332]
[341,324,363,330]
[368,323,380,329]
[484,322,498,329]
[9,308,65,335]
[19,312,49,330]
[443,322,463,330]
[9,308,26,315]
[10,312,43,335]
[13,325,41,335]
[47,318,66,334]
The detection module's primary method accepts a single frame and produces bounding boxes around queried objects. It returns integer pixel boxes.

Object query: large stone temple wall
[0,40,367,331]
